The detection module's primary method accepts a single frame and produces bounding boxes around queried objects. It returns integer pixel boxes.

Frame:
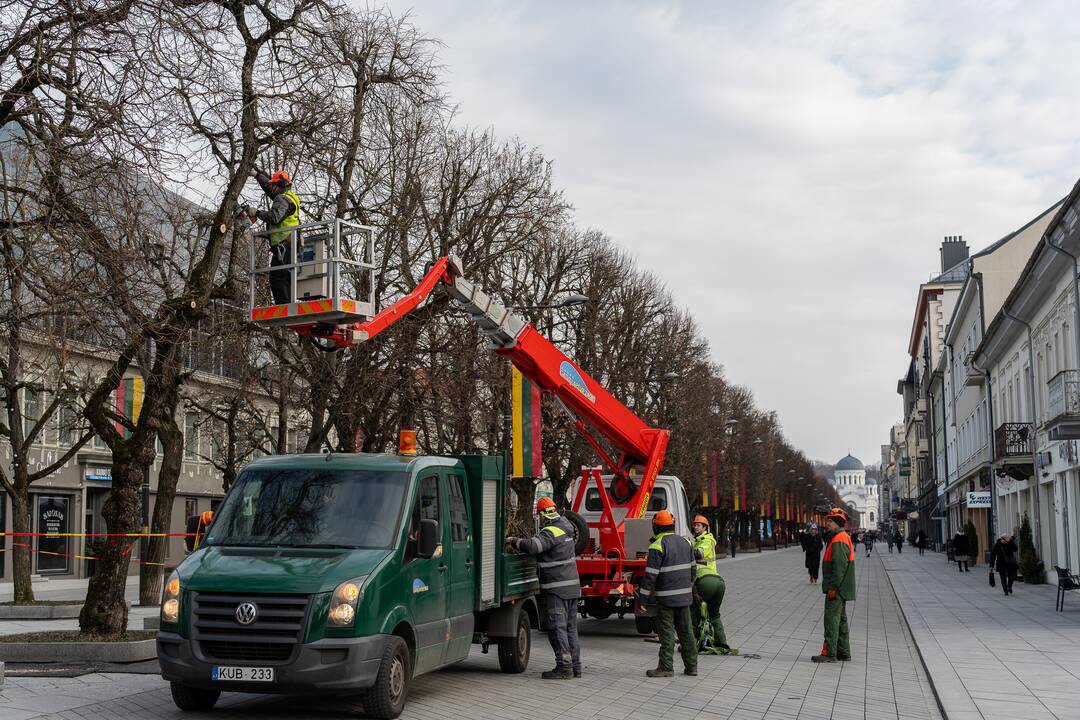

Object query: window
[585,486,668,512]
[58,404,80,447]
[287,428,298,454]
[184,497,198,522]
[211,420,226,464]
[22,388,43,440]
[185,413,199,460]
[417,476,440,523]
[447,475,469,542]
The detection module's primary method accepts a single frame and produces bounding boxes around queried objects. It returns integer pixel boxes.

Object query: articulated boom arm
[314,255,669,518]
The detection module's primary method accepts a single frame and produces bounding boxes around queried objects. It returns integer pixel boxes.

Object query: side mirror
[185,511,213,553]
[417,519,439,558]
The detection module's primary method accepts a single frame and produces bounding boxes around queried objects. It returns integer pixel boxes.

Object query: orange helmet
[692,515,709,527]
[269,170,292,185]
[824,507,848,524]
[535,497,556,514]
[653,510,675,527]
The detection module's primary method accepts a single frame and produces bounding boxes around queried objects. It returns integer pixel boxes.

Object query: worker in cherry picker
[243,168,301,305]
[812,507,856,663]
[506,497,582,679]
[640,509,697,677]
[691,515,735,655]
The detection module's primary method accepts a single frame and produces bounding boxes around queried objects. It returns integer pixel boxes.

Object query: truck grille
[191,591,310,664]
[200,641,294,662]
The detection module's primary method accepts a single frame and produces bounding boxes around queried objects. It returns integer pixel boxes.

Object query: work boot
[542,668,573,680]
[837,655,851,662]
[573,668,582,678]
[684,668,698,676]
[646,667,674,678]
[810,654,836,663]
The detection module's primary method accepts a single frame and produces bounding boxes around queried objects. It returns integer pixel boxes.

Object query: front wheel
[498,608,531,673]
[363,636,411,719]
[169,682,220,711]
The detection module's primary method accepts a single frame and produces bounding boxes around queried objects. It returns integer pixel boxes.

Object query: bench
[1054,566,1080,611]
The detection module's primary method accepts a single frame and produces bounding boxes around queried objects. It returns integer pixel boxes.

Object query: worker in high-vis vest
[690,516,735,655]
[812,507,857,663]
[246,169,301,305]
[506,497,582,679]
[640,510,697,677]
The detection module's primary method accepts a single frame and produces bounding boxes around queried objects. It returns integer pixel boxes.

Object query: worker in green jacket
[811,507,857,663]
[690,515,736,655]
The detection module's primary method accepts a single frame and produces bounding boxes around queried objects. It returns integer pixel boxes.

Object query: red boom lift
[248,235,669,616]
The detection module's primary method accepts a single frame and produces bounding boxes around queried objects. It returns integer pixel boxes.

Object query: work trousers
[692,575,727,647]
[821,597,850,659]
[657,604,697,672]
[544,594,580,672]
[269,242,292,305]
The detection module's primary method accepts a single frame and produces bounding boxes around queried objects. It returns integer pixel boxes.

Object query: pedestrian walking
[893,529,904,554]
[811,508,856,664]
[989,533,1019,595]
[916,529,927,556]
[640,510,698,678]
[863,530,874,557]
[801,525,823,584]
[690,516,735,655]
[506,497,582,679]
[886,532,894,553]
[245,168,301,305]
[729,527,737,558]
[952,531,970,572]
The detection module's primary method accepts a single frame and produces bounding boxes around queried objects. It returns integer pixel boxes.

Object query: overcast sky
[395,0,1080,465]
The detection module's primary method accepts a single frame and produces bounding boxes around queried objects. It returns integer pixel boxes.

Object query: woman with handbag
[989,534,1020,595]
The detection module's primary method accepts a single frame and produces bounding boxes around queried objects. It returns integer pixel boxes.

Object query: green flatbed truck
[157,452,540,718]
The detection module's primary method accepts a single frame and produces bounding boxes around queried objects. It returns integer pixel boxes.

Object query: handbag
[989,571,996,587]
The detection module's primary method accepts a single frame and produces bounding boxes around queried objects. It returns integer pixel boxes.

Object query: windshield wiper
[291,543,358,549]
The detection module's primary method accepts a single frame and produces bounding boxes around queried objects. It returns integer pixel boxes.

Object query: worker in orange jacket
[811,508,856,663]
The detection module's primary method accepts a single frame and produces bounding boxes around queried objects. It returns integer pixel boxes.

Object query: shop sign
[85,467,112,482]
[966,491,991,508]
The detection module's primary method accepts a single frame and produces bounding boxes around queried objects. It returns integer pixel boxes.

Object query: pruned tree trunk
[139,400,184,607]
[10,491,33,604]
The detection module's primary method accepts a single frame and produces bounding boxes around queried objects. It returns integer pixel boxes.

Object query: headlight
[328,576,367,628]
[161,570,181,624]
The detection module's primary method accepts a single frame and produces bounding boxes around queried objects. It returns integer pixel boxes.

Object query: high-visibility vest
[823,531,855,562]
[693,531,718,579]
[645,531,695,606]
[269,188,301,246]
[534,516,580,599]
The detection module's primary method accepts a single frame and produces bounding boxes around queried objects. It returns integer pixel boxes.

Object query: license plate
[211,665,275,682]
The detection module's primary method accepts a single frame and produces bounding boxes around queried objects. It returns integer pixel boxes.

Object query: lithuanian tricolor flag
[511,367,542,478]
[115,376,144,438]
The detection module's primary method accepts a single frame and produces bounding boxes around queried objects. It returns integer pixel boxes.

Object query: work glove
[505,536,519,551]
[826,587,837,600]
[243,205,258,222]
[248,169,259,178]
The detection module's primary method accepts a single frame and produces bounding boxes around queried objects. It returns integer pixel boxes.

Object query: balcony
[1046,370,1080,441]
[994,422,1033,458]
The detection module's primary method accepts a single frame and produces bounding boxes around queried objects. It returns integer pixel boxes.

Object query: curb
[0,638,156,663]
[879,556,950,720]
[0,601,132,620]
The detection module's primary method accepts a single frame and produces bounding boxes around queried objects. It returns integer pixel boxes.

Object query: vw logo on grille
[235,602,259,625]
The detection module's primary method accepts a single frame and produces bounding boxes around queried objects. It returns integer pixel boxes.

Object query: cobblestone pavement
[1,547,943,720]
[884,548,1080,720]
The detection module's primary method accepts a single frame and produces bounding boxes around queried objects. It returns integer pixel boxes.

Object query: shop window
[36,496,70,574]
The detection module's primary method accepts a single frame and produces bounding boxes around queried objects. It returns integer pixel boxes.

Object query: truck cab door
[405,473,449,673]
[444,471,476,663]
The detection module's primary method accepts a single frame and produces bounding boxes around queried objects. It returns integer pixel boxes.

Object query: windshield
[204,468,408,549]
[585,486,668,512]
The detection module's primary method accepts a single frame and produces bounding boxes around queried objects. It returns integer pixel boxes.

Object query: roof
[244,452,451,473]
[836,454,863,471]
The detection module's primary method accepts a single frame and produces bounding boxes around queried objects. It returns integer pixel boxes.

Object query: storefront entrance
[35,495,72,575]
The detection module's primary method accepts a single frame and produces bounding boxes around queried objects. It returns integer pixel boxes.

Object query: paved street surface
[0,547,944,720]
[883,548,1080,720]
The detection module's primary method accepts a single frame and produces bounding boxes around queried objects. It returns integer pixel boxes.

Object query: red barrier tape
[8,541,178,568]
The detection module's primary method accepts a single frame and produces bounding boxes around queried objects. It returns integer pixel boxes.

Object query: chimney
[940,235,969,273]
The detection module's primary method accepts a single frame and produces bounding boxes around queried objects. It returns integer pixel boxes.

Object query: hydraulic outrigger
[248,223,670,608]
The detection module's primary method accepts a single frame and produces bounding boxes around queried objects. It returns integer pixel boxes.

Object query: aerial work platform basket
[247,218,376,328]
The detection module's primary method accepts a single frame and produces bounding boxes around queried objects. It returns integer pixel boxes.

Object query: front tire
[363,636,411,719]
[498,608,531,673]
[169,682,220,711]
[564,510,589,555]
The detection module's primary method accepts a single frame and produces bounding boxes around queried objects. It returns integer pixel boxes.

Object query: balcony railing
[1048,370,1080,421]
[994,422,1033,458]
